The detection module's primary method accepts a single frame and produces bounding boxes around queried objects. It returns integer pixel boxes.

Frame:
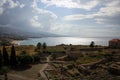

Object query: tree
[43,42,47,52]
[33,54,40,63]
[2,46,9,66]
[0,66,9,80]
[20,50,26,55]
[10,45,17,67]
[0,40,11,46]
[18,51,33,66]
[90,41,95,47]
[0,50,3,68]
[37,42,41,49]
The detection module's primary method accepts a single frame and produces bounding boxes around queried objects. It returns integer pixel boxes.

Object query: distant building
[109,39,120,48]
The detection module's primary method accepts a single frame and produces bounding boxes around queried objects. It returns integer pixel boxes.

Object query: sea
[19,37,116,46]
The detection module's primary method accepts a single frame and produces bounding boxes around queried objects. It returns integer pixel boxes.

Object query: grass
[0,45,66,55]
[0,45,119,65]
[0,45,36,56]
[46,46,65,53]
[76,57,102,64]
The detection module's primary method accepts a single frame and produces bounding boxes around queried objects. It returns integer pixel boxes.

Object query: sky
[0,0,120,37]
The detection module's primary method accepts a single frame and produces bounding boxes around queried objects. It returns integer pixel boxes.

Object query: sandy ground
[11,40,22,45]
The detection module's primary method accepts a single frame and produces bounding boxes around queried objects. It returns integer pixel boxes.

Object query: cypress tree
[37,42,41,49]
[43,42,47,53]
[43,42,47,49]
[3,46,9,66]
[10,45,17,67]
[0,50,3,68]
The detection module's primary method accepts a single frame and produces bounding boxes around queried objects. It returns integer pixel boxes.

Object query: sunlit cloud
[41,0,99,10]
[63,14,93,21]
[0,8,3,15]
[63,0,120,26]
[19,4,25,8]
[30,16,42,28]
[32,0,57,19]
[0,0,26,15]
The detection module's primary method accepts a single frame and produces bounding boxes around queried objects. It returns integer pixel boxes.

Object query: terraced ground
[0,45,120,80]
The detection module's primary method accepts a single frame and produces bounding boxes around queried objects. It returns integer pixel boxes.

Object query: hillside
[0,27,59,40]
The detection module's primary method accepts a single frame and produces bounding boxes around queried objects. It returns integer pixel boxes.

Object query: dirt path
[39,55,51,80]
[8,73,35,80]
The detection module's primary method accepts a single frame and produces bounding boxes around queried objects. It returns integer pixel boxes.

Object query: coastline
[19,37,109,46]
[11,40,22,45]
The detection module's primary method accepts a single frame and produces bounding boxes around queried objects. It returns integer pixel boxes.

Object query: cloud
[0,0,57,32]
[29,0,58,31]
[0,0,33,30]
[50,23,119,37]
[63,14,93,21]
[82,27,120,37]
[0,8,3,15]
[95,0,120,25]
[50,23,85,36]
[8,0,20,8]
[0,0,6,15]
[19,4,25,8]
[0,0,6,6]
[30,16,42,28]
[63,0,120,26]
[41,0,99,10]
[0,0,26,15]
[7,0,25,9]
[0,0,119,37]
[32,0,57,19]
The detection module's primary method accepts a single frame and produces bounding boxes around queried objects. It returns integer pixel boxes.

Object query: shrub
[33,54,40,63]
[18,51,33,66]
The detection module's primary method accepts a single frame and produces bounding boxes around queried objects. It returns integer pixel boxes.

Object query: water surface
[20,37,112,46]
